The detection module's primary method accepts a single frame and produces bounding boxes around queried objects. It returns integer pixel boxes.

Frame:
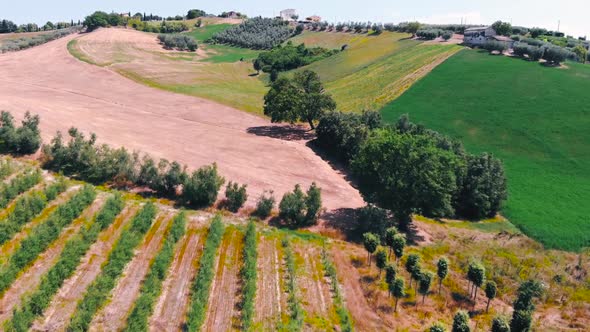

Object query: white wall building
[280,9,297,21]
[463,26,497,45]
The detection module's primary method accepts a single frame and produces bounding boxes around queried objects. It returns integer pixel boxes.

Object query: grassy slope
[381,49,590,251]
[290,31,462,112]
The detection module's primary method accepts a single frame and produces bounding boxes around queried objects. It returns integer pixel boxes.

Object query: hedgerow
[0,168,42,209]
[321,249,353,332]
[123,211,186,332]
[5,193,124,331]
[185,215,225,331]
[279,238,304,331]
[0,185,96,295]
[212,17,293,49]
[67,202,157,331]
[0,177,67,246]
[240,222,257,330]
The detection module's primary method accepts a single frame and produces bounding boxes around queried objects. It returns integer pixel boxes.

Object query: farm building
[463,26,496,45]
[280,9,297,21]
[306,15,322,23]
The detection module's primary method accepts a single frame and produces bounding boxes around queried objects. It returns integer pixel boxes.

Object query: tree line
[0,26,81,54]
[254,41,339,75]
[1,19,81,34]
[212,17,295,49]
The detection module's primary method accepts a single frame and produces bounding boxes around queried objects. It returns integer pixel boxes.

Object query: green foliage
[491,316,511,332]
[418,270,434,302]
[264,70,336,129]
[321,249,353,332]
[253,190,275,219]
[492,21,513,36]
[405,253,421,276]
[68,202,157,331]
[0,168,42,209]
[278,183,322,227]
[355,204,393,240]
[185,216,225,331]
[430,322,447,332]
[442,31,453,40]
[255,42,339,73]
[224,181,247,212]
[279,238,304,331]
[572,45,588,63]
[124,211,186,332]
[0,185,96,295]
[384,226,398,256]
[240,222,257,331]
[0,158,14,180]
[181,163,225,208]
[485,280,498,312]
[416,29,443,40]
[352,128,460,228]
[452,310,471,332]
[510,310,532,332]
[382,49,590,250]
[157,34,197,51]
[510,279,544,330]
[0,111,41,155]
[5,194,124,331]
[187,9,206,20]
[389,277,405,312]
[483,41,507,53]
[315,110,382,164]
[437,257,449,292]
[392,233,406,262]
[0,178,67,246]
[467,261,486,289]
[212,17,294,49]
[362,233,379,266]
[543,46,569,64]
[375,248,388,274]
[384,264,397,284]
[83,11,123,31]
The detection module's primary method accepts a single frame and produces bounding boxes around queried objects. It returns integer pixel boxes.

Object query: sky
[2,0,589,37]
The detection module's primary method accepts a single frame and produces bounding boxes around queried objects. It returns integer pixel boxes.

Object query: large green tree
[352,129,460,228]
[263,70,335,129]
[492,21,512,36]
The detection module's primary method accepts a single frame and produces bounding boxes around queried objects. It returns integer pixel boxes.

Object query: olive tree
[418,270,433,304]
[437,257,449,294]
[390,277,405,312]
[181,163,225,208]
[375,248,388,277]
[485,281,497,313]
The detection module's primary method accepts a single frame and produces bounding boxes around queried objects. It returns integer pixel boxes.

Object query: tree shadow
[306,140,359,187]
[322,208,361,242]
[246,124,315,141]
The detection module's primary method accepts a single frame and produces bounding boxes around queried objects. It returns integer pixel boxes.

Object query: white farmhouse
[280,9,297,21]
[464,26,497,45]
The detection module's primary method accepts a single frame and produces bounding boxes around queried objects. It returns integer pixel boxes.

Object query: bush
[254,190,275,219]
[68,202,157,331]
[279,183,322,227]
[182,163,225,208]
[442,31,453,40]
[186,216,225,331]
[416,29,443,40]
[483,40,507,52]
[0,111,42,154]
[543,46,569,64]
[224,181,247,212]
[157,34,197,51]
[212,17,294,49]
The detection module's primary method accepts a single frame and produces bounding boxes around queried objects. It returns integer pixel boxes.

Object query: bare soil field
[0,194,106,324]
[253,234,286,330]
[0,30,363,212]
[90,210,173,331]
[150,228,204,332]
[203,227,243,331]
[32,203,138,331]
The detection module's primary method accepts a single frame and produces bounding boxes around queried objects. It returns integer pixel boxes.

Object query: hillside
[382,49,590,251]
[0,157,586,331]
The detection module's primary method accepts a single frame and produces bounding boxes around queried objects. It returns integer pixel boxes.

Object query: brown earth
[150,228,204,332]
[0,30,364,211]
[203,227,243,332]
[32,203,139,332]
[253,235,285,330]
[90,210,173,331]
[0,194,106,324]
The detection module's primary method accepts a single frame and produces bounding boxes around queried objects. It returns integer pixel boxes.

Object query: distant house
[463,26,496,45]
[306,15,322,23]
[280,9,297,21]
[224,11,241,19]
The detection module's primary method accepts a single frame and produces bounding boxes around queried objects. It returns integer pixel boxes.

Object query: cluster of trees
[416,29,453,40]
[240,222,257,330]
[6,193,124,331]
[187,9,207,19]
[1,19,79,34]
[264,70,336,128]
[186,215,225,331]
[254,42,339,74]
[128,19,188,33]
[83,11,126,31]
[278,183,322,227]
[0,185,96,295]
[0,111,41,154]
[0,26,81,53]
[512,41,579,64]
[157,34,197,51]
[124,211,186,331]
[68,202,157,330]
[212,17,294,49]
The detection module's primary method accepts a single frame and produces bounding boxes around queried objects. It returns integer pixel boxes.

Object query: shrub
[68,202,157,331]
[185,216,225,331]
[416,29,442,40]
[182,163,225,208]
[124,211,186,331]
[157,34,197,51]
[452,310,471,332]
[491,316,510,332]
[212,17,294,49]
[254,190,275,219]
[224,181,247,212]
[279,183,322,227]
[442,31,453,40]
[0,111,41,154]
[483,40,507,52]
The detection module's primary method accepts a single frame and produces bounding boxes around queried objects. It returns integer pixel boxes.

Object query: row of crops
[0,160,353,331]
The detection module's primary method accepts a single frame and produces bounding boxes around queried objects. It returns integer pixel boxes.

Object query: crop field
[382,49,590,251]
[0,161,585,331]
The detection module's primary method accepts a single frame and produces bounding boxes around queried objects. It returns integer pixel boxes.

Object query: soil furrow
[89,210,172,331]
[0,185,80,264]
[203,227,243,332]
[149,229,203,332]
[254,235,284,329]
[0,194,106,324]
[31,203,139,332]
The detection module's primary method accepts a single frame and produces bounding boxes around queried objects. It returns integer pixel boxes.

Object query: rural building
[225,11,240,19]
[306,15,322,23]
[280,9,297,21]
[463,26,496,45]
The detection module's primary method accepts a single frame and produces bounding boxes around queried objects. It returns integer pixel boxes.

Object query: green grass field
[290,31,462,112]
[382,49,590,251]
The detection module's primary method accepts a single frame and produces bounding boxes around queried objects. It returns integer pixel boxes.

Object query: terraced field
[0,160,586,331]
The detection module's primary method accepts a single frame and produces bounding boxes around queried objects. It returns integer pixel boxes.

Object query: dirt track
[0,30,364,211]
[254,235,285,329]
